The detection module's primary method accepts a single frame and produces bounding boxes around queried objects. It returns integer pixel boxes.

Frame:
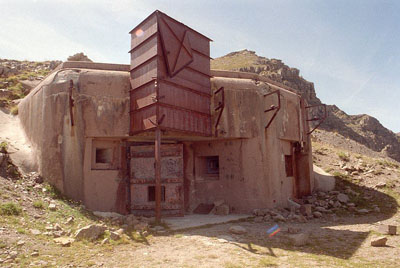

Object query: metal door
[130,143,184,216]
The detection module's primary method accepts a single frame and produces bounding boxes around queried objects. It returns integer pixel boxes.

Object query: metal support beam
[155,127,162,223]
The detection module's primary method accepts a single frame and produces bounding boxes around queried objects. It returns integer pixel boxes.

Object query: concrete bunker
[18,10,320,219]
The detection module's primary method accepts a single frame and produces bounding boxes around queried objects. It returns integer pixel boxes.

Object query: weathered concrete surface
[19,64,130,203]
[313,165,335,192]
[0,110,36,173]
[18,63,314,214]
[164,214,251,231]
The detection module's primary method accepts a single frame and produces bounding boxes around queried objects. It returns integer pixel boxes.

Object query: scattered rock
[54,237,75,247]
[9,251,18,259]
[93,211,124,219]
[30,229,41,235]
[288,233,309,246]
[273,214,286,222]
[101,238,109,245]
[254,216,263,223]
[217,235,235,243]
[370,236,387,247]
[213,204,230,215]
[337,193,349,203]
[31,251,39,257]
[302,204,312,217]
[229,225,247,235]
[75,224,107,241]
[135,222,149,232]
[357,209,369,214]
[313,211,323,218]
[66,216,74,225]
[378,225,397,235]
[16,240,25,246]
[287,227,301,234]
[213,200,225,207]
[48,203,57,211]
[110,231,121,241]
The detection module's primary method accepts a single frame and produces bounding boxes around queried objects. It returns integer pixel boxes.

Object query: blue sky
[1,0,399,132]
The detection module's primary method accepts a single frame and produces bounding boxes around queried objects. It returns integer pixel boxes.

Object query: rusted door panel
[279,92,301,141]
[130,144,184,216]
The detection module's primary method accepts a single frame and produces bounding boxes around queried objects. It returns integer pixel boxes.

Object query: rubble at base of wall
[252,187,379,223]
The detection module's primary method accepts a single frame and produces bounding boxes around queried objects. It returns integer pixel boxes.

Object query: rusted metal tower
[129,10,212,222]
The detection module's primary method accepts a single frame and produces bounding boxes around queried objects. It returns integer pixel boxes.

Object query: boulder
[48,203,57,211]
[337,193,349,203]
[313,211,323,218]
[109,231,121,241]
[75,224,106,241]
[135,222,149,231]
[370,236,387,247]
[54,237,75,247]
[378,225,397,235]
[213,204,230,215]
[229,225,247,235]
[288,233,309,246]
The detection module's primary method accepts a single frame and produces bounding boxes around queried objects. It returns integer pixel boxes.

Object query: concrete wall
[18,64,313,214]
[19,65,130,205]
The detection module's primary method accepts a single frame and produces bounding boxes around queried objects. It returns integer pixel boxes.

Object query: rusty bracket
[148,114,166,127]
[305,104,327,135]
[69,80,75,126]
[214,87,225,137]
[264,90,281,129]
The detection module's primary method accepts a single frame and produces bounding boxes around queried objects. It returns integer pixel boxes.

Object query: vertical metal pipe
[125,142,131,214]
[155,127,162,223]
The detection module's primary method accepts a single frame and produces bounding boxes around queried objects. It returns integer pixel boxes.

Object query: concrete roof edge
[210,69,300,96]
[56,61,130,72]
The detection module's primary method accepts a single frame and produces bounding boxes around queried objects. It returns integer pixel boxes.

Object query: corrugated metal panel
[129,10,212,136]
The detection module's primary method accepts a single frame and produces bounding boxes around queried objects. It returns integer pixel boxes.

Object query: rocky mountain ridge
[211,50,400,162]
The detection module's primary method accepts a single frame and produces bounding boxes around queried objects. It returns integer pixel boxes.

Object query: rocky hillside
[211,50,400,162]
[0,59,61,113]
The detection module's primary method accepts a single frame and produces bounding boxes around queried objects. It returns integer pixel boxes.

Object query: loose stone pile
[252,188,378,223]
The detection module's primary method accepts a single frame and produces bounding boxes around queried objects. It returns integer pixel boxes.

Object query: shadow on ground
[160,177,399,260]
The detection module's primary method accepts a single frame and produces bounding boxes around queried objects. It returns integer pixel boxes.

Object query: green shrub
[0,202,22,216]
[337,151,350,162]
[10,105,18,115]
[33,200,45,209]
[0,141,8,153]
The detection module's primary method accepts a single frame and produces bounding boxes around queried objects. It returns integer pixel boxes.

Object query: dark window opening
[206,156,219,174]
[148,186,166,202]
[285,155,293,177]
[96,148,113,164]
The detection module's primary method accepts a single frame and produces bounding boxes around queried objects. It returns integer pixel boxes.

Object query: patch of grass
[33,199,45,209]
[324,167,333,173]
[0,241,7,249]
[0,202,22,216]
[337,151,350,162]
[333,171,351,181]
[16,227,26,234]
[10,105,18,115]
[0,141,8,153]
[376,159,399,169]
[257,257,278,267]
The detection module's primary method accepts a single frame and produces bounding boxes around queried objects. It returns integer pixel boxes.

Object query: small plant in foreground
[337,151,350,162]
[33,200,45,209]
[0,202,22,216]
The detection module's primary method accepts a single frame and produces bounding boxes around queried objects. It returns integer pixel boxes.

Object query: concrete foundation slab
[164,214,251,231]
